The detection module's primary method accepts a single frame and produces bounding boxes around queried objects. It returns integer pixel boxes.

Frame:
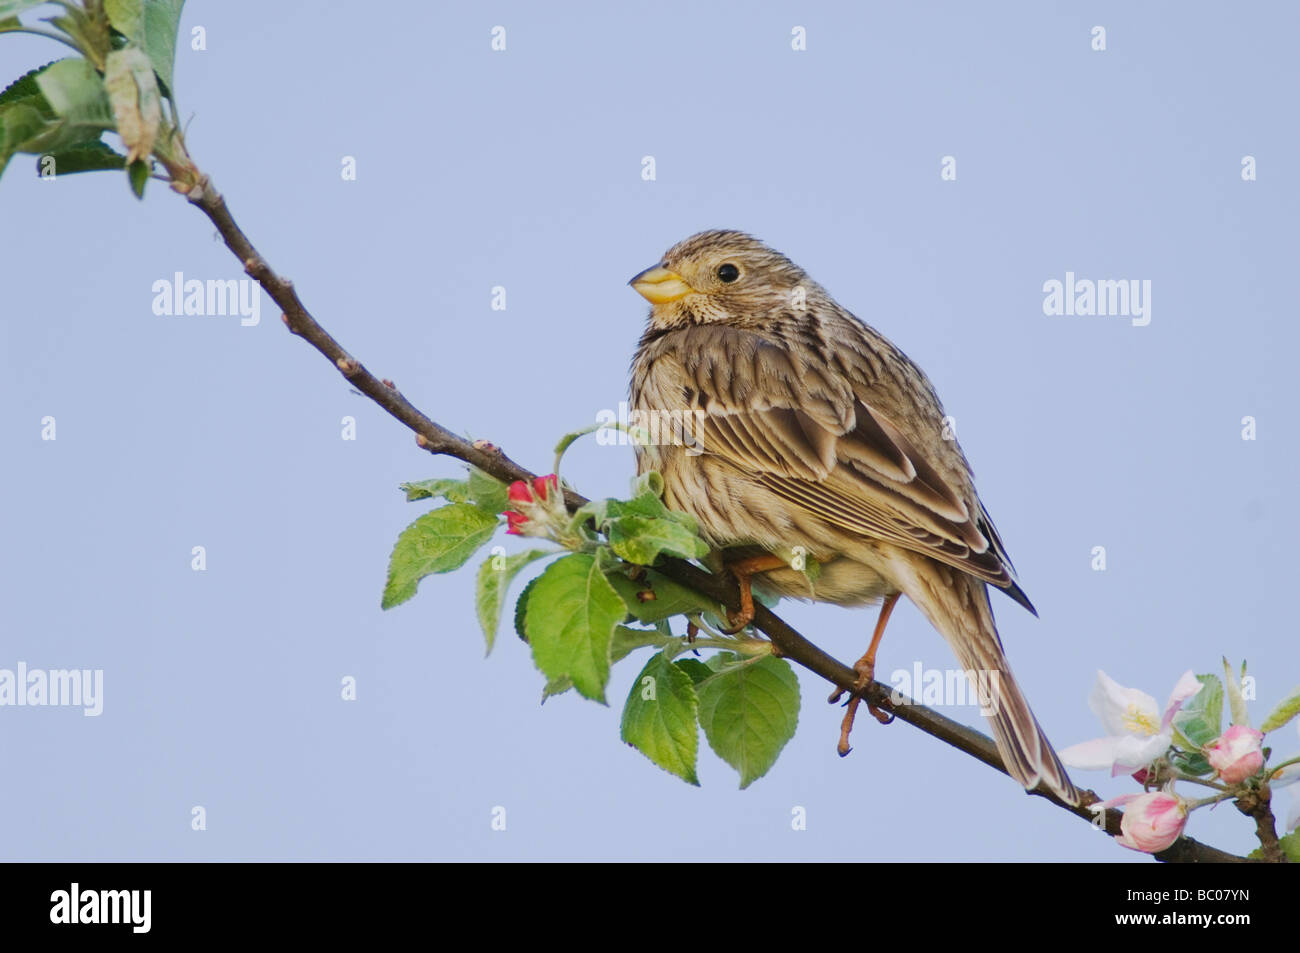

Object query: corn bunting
[628,229,1080,806]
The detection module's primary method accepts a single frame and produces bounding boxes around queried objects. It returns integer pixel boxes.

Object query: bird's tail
[884,552,1082,806]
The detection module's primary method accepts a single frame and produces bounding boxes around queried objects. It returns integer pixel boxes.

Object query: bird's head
[629,230,813,331]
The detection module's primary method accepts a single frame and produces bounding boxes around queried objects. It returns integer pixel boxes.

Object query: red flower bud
[505,511,528,535]
[507,481,533,504]
[533,474,559,502]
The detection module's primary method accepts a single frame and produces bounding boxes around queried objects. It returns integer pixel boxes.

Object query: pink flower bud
[507,481,533,505]
[504,511,528,535]
[1116,792,1188,853]
[1204,725,1265,784]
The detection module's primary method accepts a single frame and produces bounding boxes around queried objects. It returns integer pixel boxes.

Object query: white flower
[1061,670,1202,776]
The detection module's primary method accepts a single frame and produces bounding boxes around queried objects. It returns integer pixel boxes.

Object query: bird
[627,229,1081,806]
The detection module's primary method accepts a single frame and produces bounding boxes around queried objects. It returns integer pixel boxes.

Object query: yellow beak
[629,264,695,304]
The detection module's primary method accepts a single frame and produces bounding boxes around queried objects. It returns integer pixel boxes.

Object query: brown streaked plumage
[628,229,1081,806]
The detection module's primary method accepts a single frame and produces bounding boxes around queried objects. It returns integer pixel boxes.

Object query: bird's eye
[717,263,740,283]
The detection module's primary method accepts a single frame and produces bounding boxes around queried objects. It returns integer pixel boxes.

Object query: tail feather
[883,551,1081,806]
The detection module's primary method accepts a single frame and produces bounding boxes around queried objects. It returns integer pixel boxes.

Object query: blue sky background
[2,1,1297,860]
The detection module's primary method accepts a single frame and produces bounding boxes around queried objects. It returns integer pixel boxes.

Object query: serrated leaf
[105,46,161,163]
[541,674,572,702]
[1173,674,1224,750]
[543,625,666,702]
[1261,686,1300,734]
[0,62,57,111]
[514,574,539,642]
[696,652,800,789]
[467,467,509,516]
[381,503,499,609]
[23,58,114,157]
[400,477,469,503]
[608,514,709,564]
[605,567,721,624]
[474,548,551,654]
[36,139,126,175]
[524,552,624,704]
[620,651,700,785]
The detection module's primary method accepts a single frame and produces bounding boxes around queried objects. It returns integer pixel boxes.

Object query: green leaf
[474,548,552,654]
[1,59,113,179]
[106,0,184,96]
[1172,674,1224,751]
[381,503,499,609]
[605,567,721,624]
[25,57,115,156]
[127,156,148,196]
[631,470,664,500]
[613,485,698,531]
[675,658,712,685]
[540,615,662,701]
[103,0,142,37]
[620,651,700,785]
[608,513,709,565]
[1261,685,1300,734]
[45,4,113,69]
[524,552,625,704]
[696,653,800,789]
[1169,750,1213,777]
[552,423,602,473]
[1282,832,1300,864]
[467,467,509,516]
[0,101,49,176]
[0,62,57,111]
[399,477,469,503]
[37,139,126,175]
[514,574,538,642]
[540,674,572,702]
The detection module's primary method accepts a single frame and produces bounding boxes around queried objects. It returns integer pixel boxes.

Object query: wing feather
[659,325,1027,598]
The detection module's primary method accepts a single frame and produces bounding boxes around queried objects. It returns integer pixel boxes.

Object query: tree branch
[185,174,1248,864]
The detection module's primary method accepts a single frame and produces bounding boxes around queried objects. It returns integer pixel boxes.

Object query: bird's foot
[832,657,894,757]
[717,553,786,634]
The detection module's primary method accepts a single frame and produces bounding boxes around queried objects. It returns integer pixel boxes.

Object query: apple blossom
[1061,670,1202,776]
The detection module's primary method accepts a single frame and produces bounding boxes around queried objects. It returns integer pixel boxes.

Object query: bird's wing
[666,325,1029,604]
